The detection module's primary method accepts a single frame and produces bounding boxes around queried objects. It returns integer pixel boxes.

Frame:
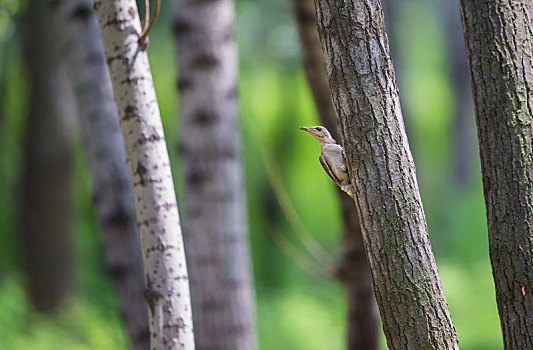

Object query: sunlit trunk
[313,0,458,347]
[95,0,195,347]
[48,1,149,347]
[291,0,378,348]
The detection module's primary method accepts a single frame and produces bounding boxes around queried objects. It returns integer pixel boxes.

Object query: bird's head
[300,126,335,145]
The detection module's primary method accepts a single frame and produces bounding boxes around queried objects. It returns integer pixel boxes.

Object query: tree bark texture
[291,0,378,348]
[48,0,149,348]
[172,1,257,349]
[459,1,533,348]
[313,1,459,348]
[94,1,195,348]
[20,0,74,312]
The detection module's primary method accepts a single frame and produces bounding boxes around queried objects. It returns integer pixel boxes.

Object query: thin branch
[138,0,161,50]
[269,229,329,277]
[262,143,335,265]
[141,0,150,32]
[241,101,335,270]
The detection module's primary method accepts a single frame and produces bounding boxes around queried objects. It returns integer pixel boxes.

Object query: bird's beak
[300,126,312,133]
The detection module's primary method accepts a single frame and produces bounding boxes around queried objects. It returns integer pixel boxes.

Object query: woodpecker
[300,126,354,198]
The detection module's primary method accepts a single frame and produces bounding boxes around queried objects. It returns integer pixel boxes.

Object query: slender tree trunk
[459,1,533,348]
[94,1,195,348]
[313,1,458,348]
[379,0,410,134]
[380,0,399,68]
[0,45,8,133]
[172,1,257,349]
[338,194,378,350]
[48,1,149,348]
[20,0,74,312]
[291,0,378,348]
[292,0,340,135]
[439,0,474,186]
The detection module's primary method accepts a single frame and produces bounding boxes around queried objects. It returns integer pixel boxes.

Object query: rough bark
[313,1,458,348]
[94,1,195,348]
[172,1,257,349]
[48,0,149,348]
[20,0,74,312]
[439,0,474,186]
[459,1,533,348]
[291,0,378,348]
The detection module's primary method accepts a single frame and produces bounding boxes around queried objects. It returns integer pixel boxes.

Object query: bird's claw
[341,183,354,198]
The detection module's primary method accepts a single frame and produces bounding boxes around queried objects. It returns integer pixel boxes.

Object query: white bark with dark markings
[48,0,149,348]
[172,0,257,349]
[94,0,195,348]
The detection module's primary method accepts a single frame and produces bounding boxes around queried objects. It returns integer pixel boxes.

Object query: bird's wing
[319,155,342,188]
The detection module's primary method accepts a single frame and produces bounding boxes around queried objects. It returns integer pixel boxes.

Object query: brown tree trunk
[439,0,474,186]
[0,45,8,133]
[379,0,410,134]
[459,1,533,348]
[291,0,378,348]
[313,0,458,348]
[48,1,149,348]
[172,0,257,349]
[95,0,195,347]
[20,0,74,312]
[338,195,378,350]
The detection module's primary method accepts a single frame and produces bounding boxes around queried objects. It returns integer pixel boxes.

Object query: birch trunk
[291,0,378,348]
[94,1,195,348]
[459,1,533,348]
[48,0,149,348]
[172,1,257,348]
[21,0,74,312]
[313,0,458,348]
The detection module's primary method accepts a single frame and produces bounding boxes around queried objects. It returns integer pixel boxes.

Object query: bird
[300,126,353,198]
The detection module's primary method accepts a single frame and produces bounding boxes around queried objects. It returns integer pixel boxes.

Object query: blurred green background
[0,0,502,348]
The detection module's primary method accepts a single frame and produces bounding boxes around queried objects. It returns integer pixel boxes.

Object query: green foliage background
[0,0,502,348]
